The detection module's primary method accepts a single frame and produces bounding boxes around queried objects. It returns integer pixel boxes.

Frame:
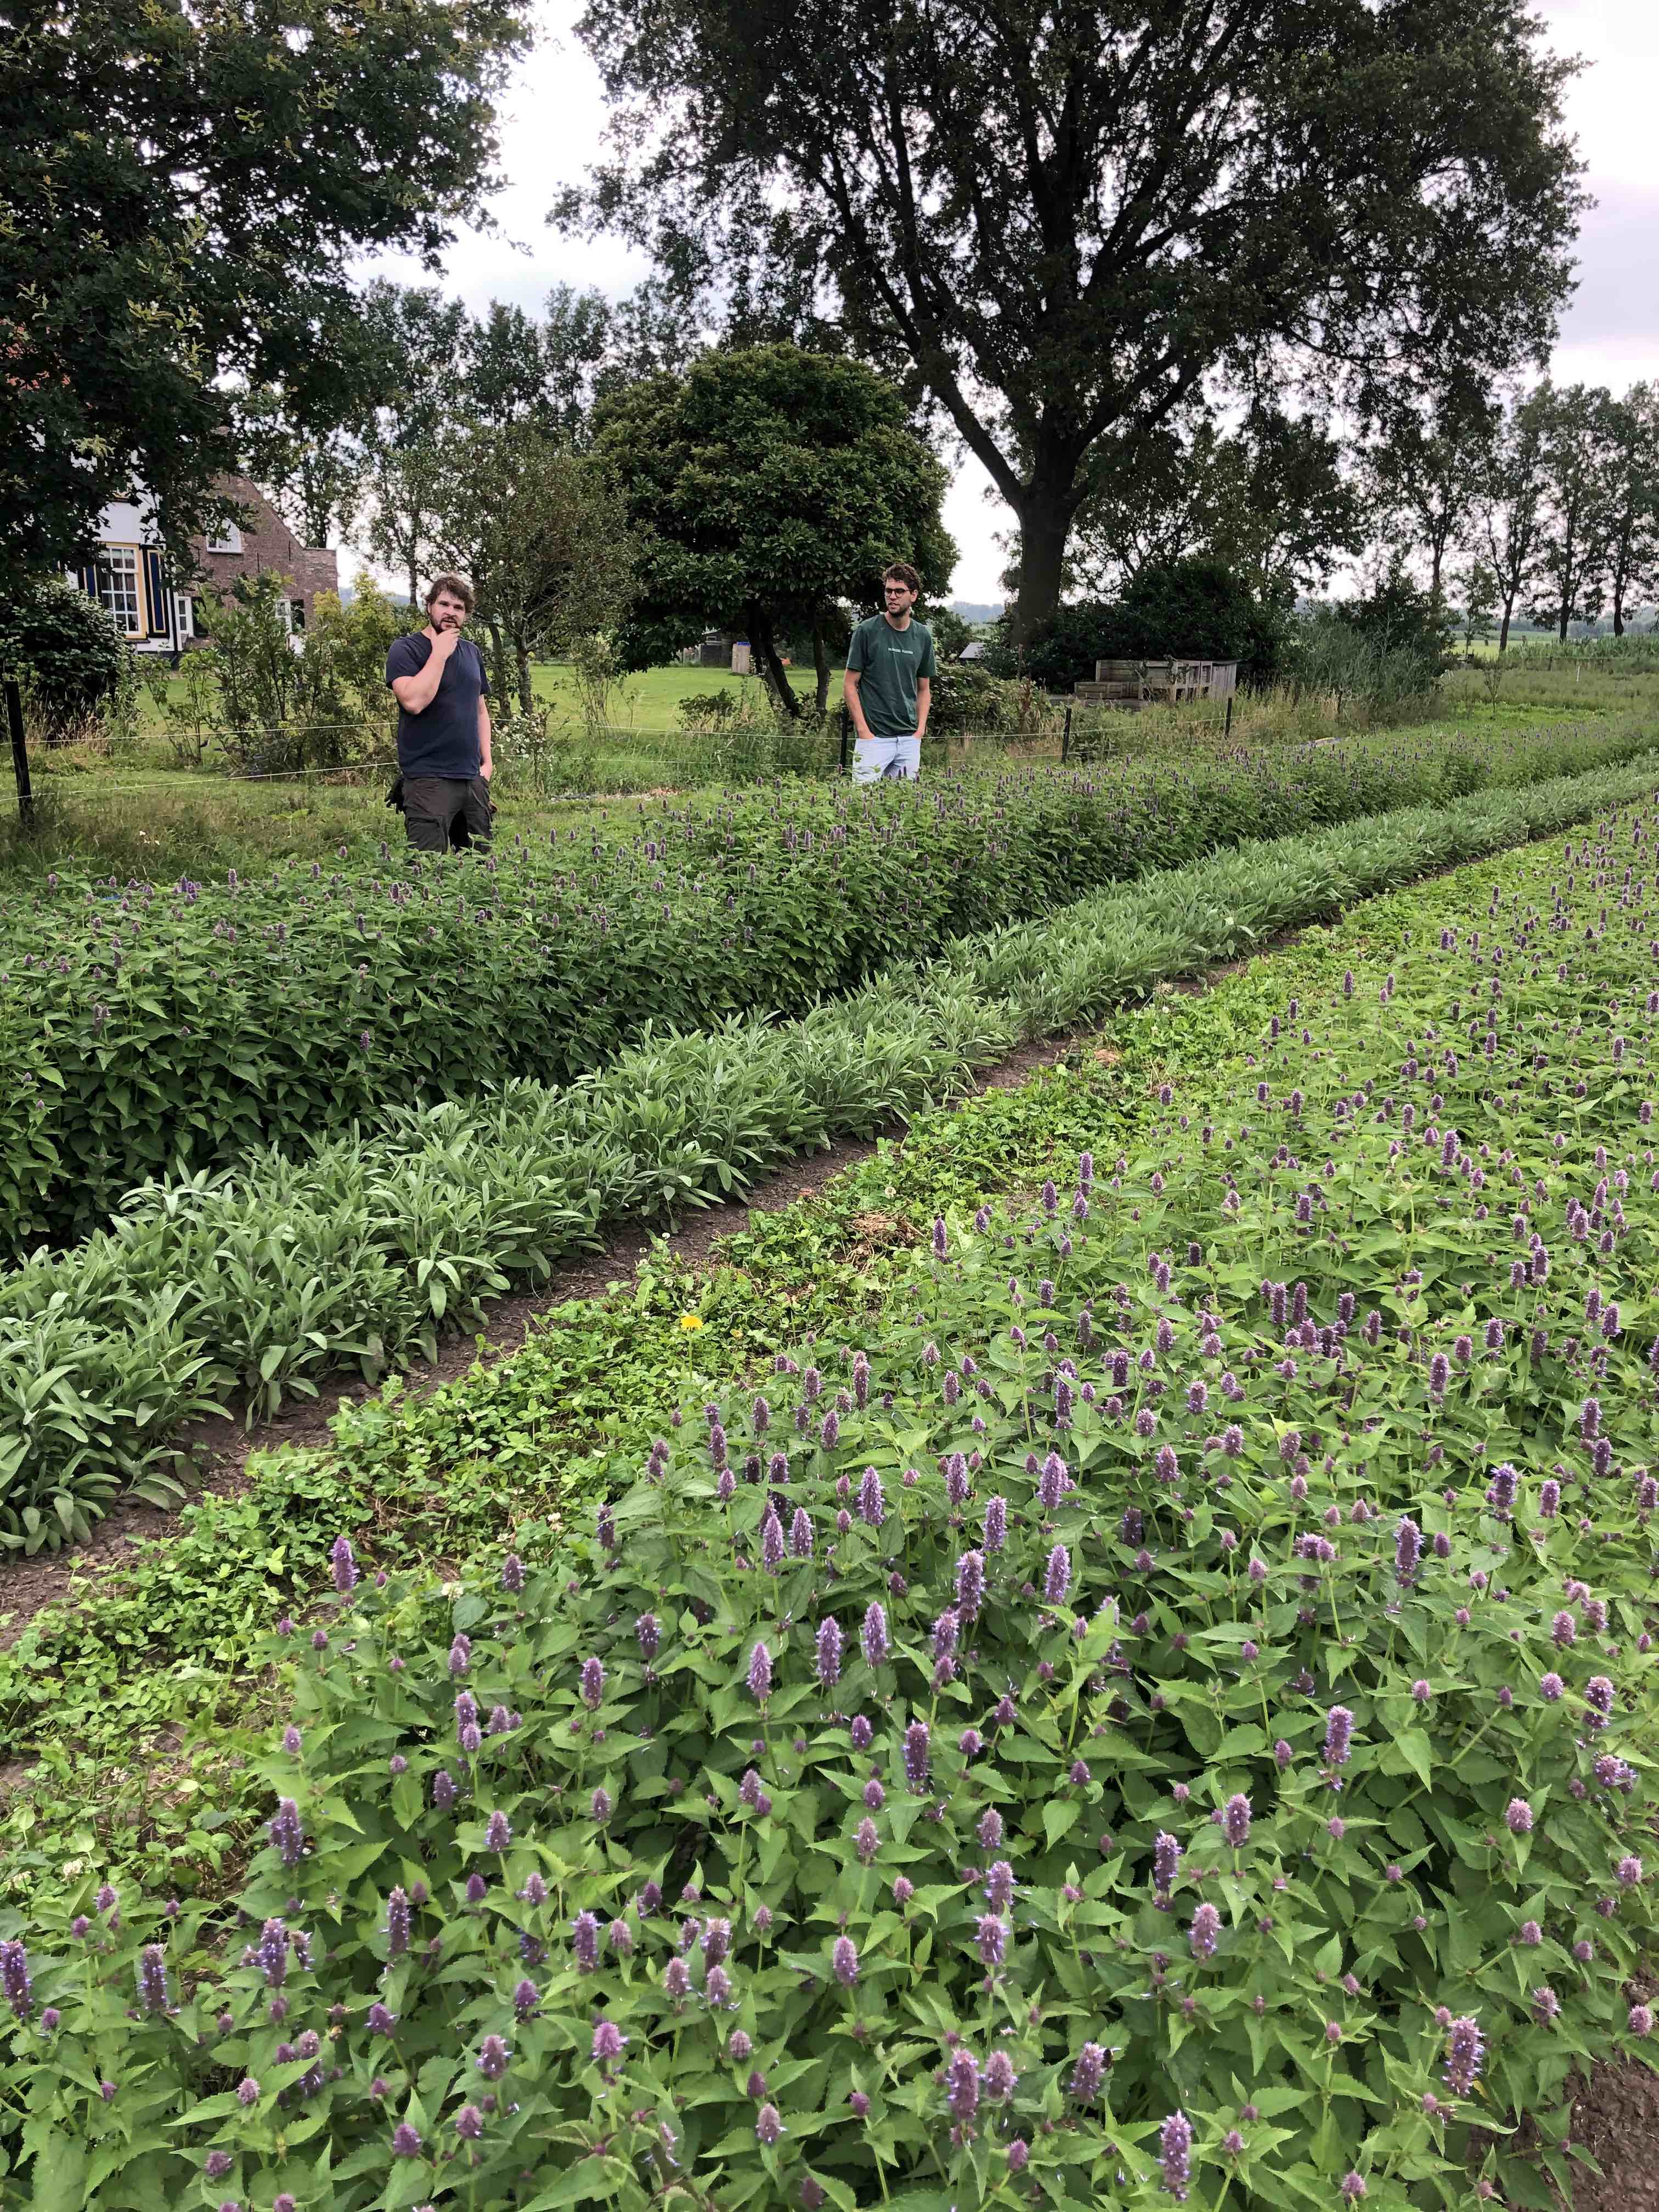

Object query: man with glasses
[844,561,935,783]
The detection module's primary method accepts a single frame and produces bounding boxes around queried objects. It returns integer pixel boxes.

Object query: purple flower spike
[591,2019,627,2070]
[391,2121,422,2157]
[580,1656,605,1708]
[1505,1799,1533,1836]
[1223,1792,1251,1848]
[136,1945,169,2015]
[501,1552,525,1594]
[449,1633,471,1677]
[747,1641,773,1702]
[635,1612,661,1662]
[330,1534,358,1594]
[1160,2109,1193,2201]
[1043,1544,1072,1606]
[484,1810,511,1852]
[983,1497,1007,1554]
[857,1466,885,1527]
[1395,1515,1421,1587]
[1323,1705,1354,1771]
[1153,1831,1182,1894]
[0,1942,32,2022]
[755,2103,785,2147]
[790,1506,814,1558]
[1069,2041,1107,2103]
[816,1616,843,1688]
[1443,2014,1485,2095]
[984,1860,1015,1912]
[1188,1902,1220,1960]
[571,1911,600,1972]
[903,1719,930,1792]
[760,1508,786,1571]
[268,1798,304,1868]
[862,1602,889,1669]
[947,2048,979,2121]
[956,1548,986,1617]
[832,1935,859,1987]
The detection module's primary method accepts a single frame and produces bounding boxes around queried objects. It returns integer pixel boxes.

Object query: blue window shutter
[142,550,171,637]
[76,565,98,596]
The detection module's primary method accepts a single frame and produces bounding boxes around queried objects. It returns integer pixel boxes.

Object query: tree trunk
[1557,601,1570,644]
[485,619,511,706]
[408,556,420,612]
[515,631,533,717]
[1006,468,1076,647]
[1498,595,1514,654]
[812,614,831,715]
[747,606,800,717]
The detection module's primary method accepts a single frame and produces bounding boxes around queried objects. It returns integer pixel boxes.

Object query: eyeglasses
[883,587,911,596]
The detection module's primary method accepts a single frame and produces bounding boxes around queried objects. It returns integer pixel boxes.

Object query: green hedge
[3,752,1659,1548]
[2,717,1651,1256]
[9,800,1659,2208]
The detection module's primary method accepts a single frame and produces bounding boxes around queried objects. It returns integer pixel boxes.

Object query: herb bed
[9,787,1659,2210]
[6,753,1659,1548]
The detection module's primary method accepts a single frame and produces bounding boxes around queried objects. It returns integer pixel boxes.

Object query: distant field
[136,656,834,733]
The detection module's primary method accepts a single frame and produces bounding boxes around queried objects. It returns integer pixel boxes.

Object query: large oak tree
[563,0,1585,640]
[1,0,529,589]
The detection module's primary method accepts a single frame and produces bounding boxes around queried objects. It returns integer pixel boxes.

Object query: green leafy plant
[9,800,1659,2205]
[5,751,1659,1541]
[1,716,1655,1262]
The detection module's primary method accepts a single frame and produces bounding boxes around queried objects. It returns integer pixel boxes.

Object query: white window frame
[205,522,242,555]
[95,546,143,636]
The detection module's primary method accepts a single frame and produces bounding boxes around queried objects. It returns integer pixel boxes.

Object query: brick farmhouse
[69,476,338,657]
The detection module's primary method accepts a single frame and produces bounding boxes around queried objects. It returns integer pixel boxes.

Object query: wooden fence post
[3,682,33,830]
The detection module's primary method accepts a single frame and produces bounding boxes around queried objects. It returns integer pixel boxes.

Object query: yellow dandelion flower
[680,1313,704,1332]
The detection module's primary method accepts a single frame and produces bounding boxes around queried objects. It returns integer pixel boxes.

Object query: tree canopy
[1,0,530,590]
[591,345,954,713]
[564,0,1585,641]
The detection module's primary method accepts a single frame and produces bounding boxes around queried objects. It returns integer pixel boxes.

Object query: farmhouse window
[205,522,242,554]
[95,547,143,635]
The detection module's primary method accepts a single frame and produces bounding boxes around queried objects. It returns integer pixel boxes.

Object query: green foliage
[1,720,1651,1261]
[1069,408,1367,611]
[594,346,955,709]
[924,662,1033,736]
[4,741,1659,1541]
[12,802,1659,2208]
[432,429,640,715]
[1292,572,1452,713]
[564,0,1582,638]
[161,575,405,774]
[2,0,533,591]
[994,562,1287,691]
[0,581,132,744]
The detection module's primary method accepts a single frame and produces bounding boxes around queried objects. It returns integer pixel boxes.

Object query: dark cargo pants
[402,775,493,853]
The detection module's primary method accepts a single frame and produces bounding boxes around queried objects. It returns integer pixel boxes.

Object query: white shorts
[852,732,921,784]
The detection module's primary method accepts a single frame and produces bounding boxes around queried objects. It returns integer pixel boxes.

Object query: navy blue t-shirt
[386,632,489,778]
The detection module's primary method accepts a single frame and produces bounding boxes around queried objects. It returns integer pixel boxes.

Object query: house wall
[191,475,338,634]
[69,477,338,655]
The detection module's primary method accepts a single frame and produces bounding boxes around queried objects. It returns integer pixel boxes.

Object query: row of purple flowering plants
[6,803,1659,2210]
[9,754,1659,1556]
[0,715,1648,1255]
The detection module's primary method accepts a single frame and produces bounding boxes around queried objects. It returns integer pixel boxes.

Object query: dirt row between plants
[0,1015,1116,1639]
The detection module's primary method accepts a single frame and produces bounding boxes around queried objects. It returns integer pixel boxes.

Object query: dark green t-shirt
[847,613,936,738]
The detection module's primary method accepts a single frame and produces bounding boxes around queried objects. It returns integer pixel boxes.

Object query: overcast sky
[351,0,1658,603]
